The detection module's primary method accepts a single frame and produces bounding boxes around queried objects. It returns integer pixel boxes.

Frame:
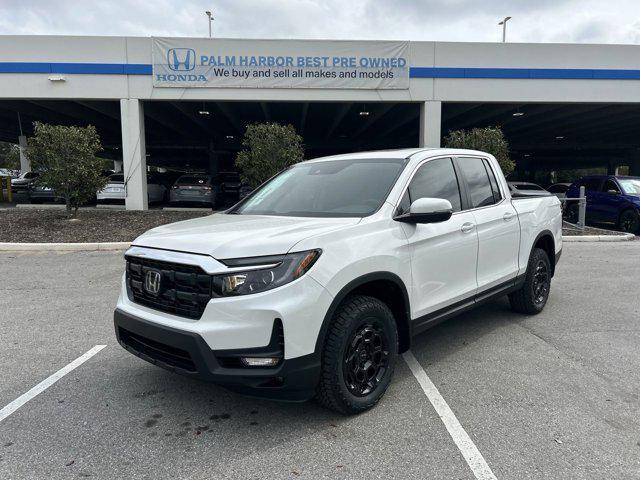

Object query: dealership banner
[152,38,409,89]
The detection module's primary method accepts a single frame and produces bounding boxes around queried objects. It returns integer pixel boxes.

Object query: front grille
[126,256,212,319]
[118,327,196,372]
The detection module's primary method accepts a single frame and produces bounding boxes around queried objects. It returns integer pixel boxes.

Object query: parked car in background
[565,175,640,234]
[10,171,39,194]
[0,168,20,179]
[115,148,562,414]
[216,171,242,205]
[508,181,548,195]
[169,174,217,207]
[97,173,168,204]
[238,184,254,201]
[29,184,62,203]
[547,183,571,200]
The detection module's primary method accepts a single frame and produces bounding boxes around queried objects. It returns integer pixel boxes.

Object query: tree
[0,141,20,170]
[27,122,107,217]
[443,126,514,175]
[235,123,304,187]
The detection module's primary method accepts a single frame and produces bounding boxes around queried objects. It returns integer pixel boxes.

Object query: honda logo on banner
[167,48,196,71]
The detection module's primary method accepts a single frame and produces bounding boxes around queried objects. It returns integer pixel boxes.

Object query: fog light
[240,357,280,367]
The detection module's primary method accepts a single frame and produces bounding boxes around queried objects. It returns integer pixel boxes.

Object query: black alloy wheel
[342,323,390,397]
[532,259,550,306]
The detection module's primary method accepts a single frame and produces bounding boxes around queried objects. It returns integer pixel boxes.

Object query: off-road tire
[509,247,551,315]
[316,295,398,415]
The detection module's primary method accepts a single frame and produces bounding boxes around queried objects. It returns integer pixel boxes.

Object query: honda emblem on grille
[144,269,162,295]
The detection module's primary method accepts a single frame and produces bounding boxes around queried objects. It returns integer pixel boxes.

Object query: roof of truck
[302,148,492,164]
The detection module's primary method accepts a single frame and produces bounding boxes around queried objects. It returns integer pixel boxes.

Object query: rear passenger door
[598,178,625,224]
[455,156,520,292]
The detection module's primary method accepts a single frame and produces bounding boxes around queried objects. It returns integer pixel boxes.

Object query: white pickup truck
[114,148,562,414]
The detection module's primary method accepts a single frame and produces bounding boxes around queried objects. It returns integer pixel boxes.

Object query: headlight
[212,249,321,297]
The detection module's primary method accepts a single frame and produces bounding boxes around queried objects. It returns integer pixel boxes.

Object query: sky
[1,0,640,44]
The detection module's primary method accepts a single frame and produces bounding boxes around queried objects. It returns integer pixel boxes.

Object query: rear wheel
[618,209,640,234]
[509,248,551,315]
[316,295,398,415]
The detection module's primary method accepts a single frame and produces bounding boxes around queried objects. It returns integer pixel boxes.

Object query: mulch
[0,208,210,243]
[562,221,628,236]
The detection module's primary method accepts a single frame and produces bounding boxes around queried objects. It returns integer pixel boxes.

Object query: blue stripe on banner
[0,62,639,80]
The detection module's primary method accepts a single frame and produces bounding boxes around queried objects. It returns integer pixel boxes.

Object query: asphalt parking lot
[1,242,639,479]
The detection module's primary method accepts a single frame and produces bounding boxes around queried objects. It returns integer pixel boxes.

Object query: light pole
[498,16,511,42]
[205,10,214,38]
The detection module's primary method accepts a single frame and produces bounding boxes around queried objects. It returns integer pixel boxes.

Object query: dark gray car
[169,174,218,207]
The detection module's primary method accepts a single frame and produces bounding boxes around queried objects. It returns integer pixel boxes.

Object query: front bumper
[114,308,320,401]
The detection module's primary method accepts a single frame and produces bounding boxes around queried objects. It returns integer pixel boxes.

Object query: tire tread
[316,295,397,415]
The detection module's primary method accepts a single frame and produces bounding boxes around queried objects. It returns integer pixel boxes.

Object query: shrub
[235,123,304,187]
[444,126,514,175]
[27,122,107,217]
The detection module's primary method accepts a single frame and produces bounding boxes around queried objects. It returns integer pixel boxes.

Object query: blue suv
[565,175,640,234]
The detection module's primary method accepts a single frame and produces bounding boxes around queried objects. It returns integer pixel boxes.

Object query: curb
[562,233,635,242]
[0,242,130,252]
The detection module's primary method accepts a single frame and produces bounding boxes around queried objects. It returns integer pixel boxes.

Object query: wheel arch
[315,272,412,355]
[617,205,640,230]
[531,230,557,276]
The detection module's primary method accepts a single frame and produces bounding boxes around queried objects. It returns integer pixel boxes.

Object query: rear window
[176,176,210,185]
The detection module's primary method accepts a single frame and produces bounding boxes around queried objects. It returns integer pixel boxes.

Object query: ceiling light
[198,110,210,115]
[512,112,524,117]
[359,111,370,116]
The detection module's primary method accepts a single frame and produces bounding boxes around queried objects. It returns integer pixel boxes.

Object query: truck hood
[131,213,360,259]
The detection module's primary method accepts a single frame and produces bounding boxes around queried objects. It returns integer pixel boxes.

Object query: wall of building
[2,35,640,208]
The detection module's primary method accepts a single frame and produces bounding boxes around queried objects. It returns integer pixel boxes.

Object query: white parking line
[403,351,498,480]
[0,345,106,424]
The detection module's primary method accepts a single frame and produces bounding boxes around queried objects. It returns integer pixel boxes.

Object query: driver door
[397,157,479,326]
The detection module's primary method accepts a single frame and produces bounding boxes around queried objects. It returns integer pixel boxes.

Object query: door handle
[503,212,516,221]
[460,222,475,233]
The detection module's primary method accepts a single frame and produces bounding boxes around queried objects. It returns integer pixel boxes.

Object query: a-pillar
[120,99,148,210]
[418,101,442,148]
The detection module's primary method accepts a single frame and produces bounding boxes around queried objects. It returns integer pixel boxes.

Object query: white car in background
[97,173,167,204]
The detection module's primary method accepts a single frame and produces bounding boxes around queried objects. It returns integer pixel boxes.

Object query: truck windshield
[618,178,640,195]
[230,158,407,217]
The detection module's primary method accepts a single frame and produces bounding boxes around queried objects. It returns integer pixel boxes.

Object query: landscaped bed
[0,208,210,243]
[562,221,630,236]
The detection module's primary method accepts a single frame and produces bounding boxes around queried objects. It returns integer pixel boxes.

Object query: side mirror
[395,197,453,224]
[607,189,620,195]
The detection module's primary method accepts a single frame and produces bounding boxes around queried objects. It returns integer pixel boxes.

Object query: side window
[603,179,619,193]
[457,157,495,208]
[405,157,462,212]
[483,159,502,203]
[581,178,602,192]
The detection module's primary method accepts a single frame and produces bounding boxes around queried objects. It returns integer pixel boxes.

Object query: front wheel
[618,209,640,234]
[509,247,551,315]
[564,203,579,224]
[316,295,398,415]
